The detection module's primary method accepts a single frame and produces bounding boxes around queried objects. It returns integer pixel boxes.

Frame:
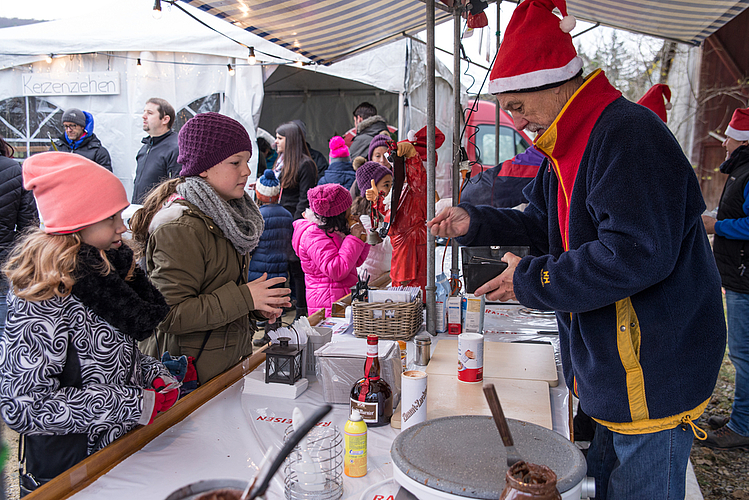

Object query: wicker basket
[352,299,423,341]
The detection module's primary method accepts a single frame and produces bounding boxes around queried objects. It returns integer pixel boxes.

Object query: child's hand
[365,179,379,202]
[246,274,291,318]
[349,221,366,241]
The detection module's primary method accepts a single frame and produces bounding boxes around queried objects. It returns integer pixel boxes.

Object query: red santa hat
[637,84,672,123]
[726,108,749,142]
[488,0,582,94]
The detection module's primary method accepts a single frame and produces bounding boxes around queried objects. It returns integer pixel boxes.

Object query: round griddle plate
[390,415,586,499]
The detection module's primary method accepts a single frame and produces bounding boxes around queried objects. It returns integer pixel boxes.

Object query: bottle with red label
[350,335,393,427]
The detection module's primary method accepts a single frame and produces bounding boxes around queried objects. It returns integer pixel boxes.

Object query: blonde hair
[129,177,185,258]
[3,228,115,302]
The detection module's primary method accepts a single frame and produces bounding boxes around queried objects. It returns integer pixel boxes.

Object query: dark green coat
[140,200,261,383]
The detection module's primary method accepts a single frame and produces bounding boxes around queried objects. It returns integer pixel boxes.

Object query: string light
[137,58,142,66]
[45,54,53,64]
[294,59,303,67]
[227,63,235,76]
[152,0,162,19]
[247,47,256,65]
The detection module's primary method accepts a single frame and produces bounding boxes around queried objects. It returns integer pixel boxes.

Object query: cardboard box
[462,294,486,333]
[314,339,401,405]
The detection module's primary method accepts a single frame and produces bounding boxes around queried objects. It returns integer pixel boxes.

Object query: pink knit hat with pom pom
[307,183,352,217]
[329,136,350,159]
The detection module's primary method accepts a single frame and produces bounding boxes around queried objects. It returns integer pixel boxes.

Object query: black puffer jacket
[132,131,180,204]
[52,133,112,172]
[0,156,37,263]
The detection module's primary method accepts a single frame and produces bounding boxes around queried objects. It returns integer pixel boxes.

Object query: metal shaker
[414,334,431,367]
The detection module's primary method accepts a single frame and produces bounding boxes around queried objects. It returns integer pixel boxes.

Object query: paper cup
[458,333,484,383]
[401,370,428,431]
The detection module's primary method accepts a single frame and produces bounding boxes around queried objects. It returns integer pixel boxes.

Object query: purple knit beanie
[178,112,253,176]
[356,161,392,195]
[368,134,392,160]
[308,183,352,218]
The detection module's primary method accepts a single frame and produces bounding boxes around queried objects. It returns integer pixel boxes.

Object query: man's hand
[365,179,379,202]
[427,207,470,238]
[474,252,522,302]
[246,274,291,319]
[702,214,717,234]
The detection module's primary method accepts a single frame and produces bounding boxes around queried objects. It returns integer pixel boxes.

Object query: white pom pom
[407,129,416,142]
[665,102,673,110]
[559,15,576,34]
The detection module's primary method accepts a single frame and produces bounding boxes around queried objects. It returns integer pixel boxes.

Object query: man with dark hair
[52,108,112,171]
[349,102,389,159]
[131,97,180,204]
[429,0,725,497]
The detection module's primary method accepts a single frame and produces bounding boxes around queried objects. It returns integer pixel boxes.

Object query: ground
[691,352,749,500]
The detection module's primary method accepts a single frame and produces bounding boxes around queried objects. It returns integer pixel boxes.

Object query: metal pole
[450,3,461,295]
[495,4,501,164]
[425,0,436,335]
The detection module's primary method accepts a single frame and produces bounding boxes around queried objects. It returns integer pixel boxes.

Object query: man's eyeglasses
[63,124,82,130]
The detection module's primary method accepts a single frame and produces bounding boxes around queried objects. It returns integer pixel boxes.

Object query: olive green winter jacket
[139,199,261,383]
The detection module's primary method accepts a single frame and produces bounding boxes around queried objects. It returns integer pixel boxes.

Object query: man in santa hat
[428,0,726,497]
[702,107,749,451]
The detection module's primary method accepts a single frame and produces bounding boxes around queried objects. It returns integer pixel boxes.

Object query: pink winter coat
[292,219,370,317]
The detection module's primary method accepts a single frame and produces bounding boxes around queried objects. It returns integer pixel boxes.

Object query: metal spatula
[483,383,523,468]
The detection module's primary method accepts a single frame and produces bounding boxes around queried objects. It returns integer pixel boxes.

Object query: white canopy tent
[0,0,300,199]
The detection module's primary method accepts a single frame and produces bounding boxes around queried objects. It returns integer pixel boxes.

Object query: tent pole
[450,3,461,295]
[495,4,501,164]
[426,0,437,335]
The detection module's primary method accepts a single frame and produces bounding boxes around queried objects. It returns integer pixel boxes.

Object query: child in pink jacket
[292,184,369,317]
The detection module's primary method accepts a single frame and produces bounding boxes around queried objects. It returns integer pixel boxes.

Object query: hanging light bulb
[227,64,235,76]
[137,58,142,66]
[294,59,303,67]
[247,47,256,65]
[46,54,53,64]
[152,0,162,19]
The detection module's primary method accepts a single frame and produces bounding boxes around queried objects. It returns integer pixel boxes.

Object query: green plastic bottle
[344,409,367,477]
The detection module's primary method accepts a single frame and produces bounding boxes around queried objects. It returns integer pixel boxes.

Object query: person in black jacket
[702,107,749,450]
[52,108,112,171]
[132,98,180,204]
[292,120,328,177]
[0,137,38,335]
[275,121,318,320]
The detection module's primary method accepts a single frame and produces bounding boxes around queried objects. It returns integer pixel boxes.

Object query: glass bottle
[350,335,393,427]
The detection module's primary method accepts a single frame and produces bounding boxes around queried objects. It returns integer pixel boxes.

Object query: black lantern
[265,337,304,385]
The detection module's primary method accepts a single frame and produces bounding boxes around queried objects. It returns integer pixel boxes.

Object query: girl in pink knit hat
[1,152,177,492]
[291,183,369,317]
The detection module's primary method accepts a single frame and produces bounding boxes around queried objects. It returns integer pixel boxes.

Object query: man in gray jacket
[132,98,180,204]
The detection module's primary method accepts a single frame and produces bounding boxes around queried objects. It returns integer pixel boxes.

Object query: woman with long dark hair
[274,122,318,319]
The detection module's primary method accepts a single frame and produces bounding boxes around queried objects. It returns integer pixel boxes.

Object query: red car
[464,99,533,177]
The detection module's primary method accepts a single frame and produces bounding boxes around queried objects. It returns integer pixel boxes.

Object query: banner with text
[22,72,121,96]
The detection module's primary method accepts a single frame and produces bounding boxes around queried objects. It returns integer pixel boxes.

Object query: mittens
[146,377,180,424]
[396,141,417,159]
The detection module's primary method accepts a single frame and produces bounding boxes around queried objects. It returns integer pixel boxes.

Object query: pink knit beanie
[329,136,350,159]
[23,152,129,234]
[307,183,352,218]
[178,112,253,176]
[356,161,392,195]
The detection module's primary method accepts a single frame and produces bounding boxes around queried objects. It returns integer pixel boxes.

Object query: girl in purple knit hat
[130,112,291,384]
[291,183,369,317]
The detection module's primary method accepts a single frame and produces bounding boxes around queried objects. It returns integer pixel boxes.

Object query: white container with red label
[457,332,484,383]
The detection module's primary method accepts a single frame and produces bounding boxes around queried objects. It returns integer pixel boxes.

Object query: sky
[5,0,660,93]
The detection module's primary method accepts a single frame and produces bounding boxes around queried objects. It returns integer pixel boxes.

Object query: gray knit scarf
[177,177,264,255]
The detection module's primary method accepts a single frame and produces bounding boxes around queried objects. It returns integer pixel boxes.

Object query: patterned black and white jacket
[0,243,172,482]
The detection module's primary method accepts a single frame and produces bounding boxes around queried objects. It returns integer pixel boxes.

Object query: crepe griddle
[390,415,586,499]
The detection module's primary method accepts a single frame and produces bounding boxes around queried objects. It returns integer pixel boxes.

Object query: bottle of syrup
[350,335,393,427]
